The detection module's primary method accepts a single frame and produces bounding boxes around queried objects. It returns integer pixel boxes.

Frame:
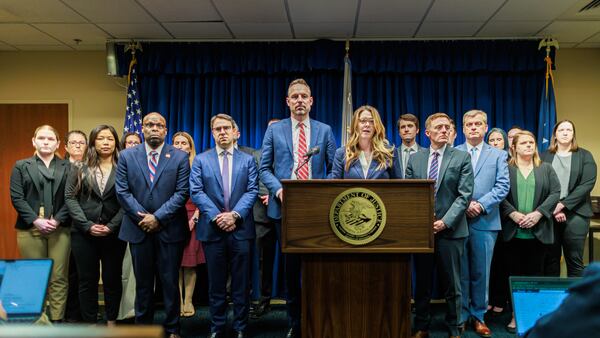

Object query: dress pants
[71,231,126,322]
[544,214,590,277]
[507,238,547,278]
[16,226,70,321]
[130,234,184,335]
[489,235,510,309]
[255,222,276,300]
[414,236,465,337]
[203,236,252,333]
[275,221,301,330]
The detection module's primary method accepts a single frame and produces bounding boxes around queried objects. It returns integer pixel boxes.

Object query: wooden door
[0,104,68,258]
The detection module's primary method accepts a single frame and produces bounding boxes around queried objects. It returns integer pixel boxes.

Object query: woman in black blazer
[541,120,597,277]
[64,125,126,325]
[10,125,71,322]
[501,130,560,332]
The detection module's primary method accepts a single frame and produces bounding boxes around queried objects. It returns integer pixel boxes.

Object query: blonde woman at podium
[331,105,396,179]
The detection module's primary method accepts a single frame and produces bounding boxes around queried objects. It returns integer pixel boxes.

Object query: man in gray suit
[396,114,423,178]
[406,112,474,338]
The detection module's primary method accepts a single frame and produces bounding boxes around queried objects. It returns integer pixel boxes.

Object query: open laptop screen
[510,276,578,336]
[0,259,52,316]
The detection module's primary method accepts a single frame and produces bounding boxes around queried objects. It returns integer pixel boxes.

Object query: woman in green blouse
[500,130,560,332]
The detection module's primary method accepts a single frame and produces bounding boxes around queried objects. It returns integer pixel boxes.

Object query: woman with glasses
[331,105,395,179]
[65,125,126,325]
[121,132,142,149]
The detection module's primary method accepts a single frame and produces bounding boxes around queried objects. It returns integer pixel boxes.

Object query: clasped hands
[214,212,237,232]
[89,224,112,237]
[553,202,567,223]
[33,218,60,235]
[510,210,543,228]
[138,212,160,233]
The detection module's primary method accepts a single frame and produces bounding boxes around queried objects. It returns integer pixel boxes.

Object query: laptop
[510,276,580,337]
[0,259,53,323]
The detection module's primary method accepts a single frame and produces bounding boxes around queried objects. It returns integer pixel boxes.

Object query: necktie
[471,147,479,170]
[149,151,158,183]
[297,123,309,180]
[222,151,230,211]
[428,151,440,181]
[403,148,412,178]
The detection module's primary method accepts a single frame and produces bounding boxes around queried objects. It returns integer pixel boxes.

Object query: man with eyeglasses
[116,112,190,338]
[190,114,258,338]
[259,79,336,338]
[456,110,509,337]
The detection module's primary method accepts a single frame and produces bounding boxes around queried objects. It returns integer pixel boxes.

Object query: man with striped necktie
[405,112,474,338]
[259,79,336,338]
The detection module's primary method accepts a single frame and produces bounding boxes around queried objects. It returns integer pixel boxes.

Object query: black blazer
[9,156,71,230]
[64,164,123,234]
[501,163,560,244]
[541,148,597,218]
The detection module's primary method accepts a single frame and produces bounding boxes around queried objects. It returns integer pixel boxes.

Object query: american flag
[124,57,143,139]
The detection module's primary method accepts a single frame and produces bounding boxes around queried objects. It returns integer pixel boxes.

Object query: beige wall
[0,48,598,192]
[555,48,600,195]
[0,51,124,135]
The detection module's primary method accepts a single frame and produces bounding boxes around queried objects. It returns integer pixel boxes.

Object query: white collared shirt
[466,141,483,167]
[427,144,447,179]
[145,142,165,165]
[291,117,312,179]
[401,143,419,176]
[358,151,372,178]
[216,145,234,194]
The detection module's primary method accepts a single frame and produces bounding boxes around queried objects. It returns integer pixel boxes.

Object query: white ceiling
[0,0,599,51]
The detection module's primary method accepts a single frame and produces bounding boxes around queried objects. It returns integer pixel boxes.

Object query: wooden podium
[281,179,435,338]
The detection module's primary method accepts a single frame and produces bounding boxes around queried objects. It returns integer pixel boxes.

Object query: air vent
[580,0,600,12]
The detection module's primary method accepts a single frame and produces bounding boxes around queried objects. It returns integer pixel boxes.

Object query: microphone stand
[294,154,314,177]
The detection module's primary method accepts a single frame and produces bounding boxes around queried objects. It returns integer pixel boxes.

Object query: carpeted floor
[129,303,518,338]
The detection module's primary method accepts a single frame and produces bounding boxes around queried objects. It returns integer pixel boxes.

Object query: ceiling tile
[229,23,293,39]
[416,22,484,37]
[494,0,579,21]
[0,0,85,23]
[294,22,354,38]
[98,23,172,39]
[540,21,600,43]
[356,22,418,38]
[62,0,154,23]
[359,0,430,22]
[587,31,600,42]
[14,44,72,51]
[215,0,287,23]
[478,21,549,37]
[578,42,600,48]
[0,23,60,44]
[33,24,110,46]
[558,42,578,48]
[163,22,231,38]
[288,0,358,23]
[427,0,505,22]
[73,44,105,51]
[137,0,221,22]
[0,41,18,50]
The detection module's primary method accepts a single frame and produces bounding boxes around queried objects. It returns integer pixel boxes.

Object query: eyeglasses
[68,141,86,146]
[126,141,140,146]
[359,119,375,125]
[144,123,166,130]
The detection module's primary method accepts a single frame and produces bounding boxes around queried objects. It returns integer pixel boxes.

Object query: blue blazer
[259,118,336,219]
[331,147,395,179]
[116,143,190,244]
[190,148,258,242]
[406,146,474,239]
[456,143,509,231]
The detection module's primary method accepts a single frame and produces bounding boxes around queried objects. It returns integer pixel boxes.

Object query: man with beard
[116,112,190,338]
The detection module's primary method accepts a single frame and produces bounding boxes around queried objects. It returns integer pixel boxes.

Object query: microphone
[303,146,320,158]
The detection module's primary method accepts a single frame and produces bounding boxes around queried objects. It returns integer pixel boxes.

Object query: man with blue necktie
[116,112,190,338]
[406,112,474,338]
[456,110,509,337]
[190,114,258,338]
[259,79,336,338]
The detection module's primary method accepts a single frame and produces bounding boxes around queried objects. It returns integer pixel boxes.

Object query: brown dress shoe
[412,330,429,338]
[473,320,492,337]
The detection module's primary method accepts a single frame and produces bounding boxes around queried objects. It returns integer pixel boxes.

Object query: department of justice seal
[329,187,387,245]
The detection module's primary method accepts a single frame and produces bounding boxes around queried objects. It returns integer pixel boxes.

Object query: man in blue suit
[190,114,258,338]
[406,112,474,338]
[456,110,509,337]
[116,112,190,338]
[259,79,336,338]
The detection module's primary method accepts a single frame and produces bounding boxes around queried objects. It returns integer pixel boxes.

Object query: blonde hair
[462,110,488,125]
[509,131,541,167]
[172,131,196,166]
[33,124,62,158]
[287,78,311,96]
[425,112,451,130]
[344,105,394,172]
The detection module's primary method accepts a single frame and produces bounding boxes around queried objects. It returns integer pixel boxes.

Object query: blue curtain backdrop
[116,39,547,300]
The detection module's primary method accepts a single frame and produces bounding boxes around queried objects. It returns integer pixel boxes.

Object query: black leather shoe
[250,298,271,319]
[286,327,298,338]
[235,331,246,338]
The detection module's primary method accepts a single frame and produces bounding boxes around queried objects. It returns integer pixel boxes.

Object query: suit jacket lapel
[24,157,43,195]
[568,151,581,192]
[102,167,117,199]
[397,148,405,178]
[230,149,241,194]
[152,145,171,186]
[532,166,543,207]
[52,160,67,197]
[349,159,363,179]
[509,166,519,206]
[437,147,452,190]
[283,118,294,158]
[366,159,379,179]
[309,119,318,150]
[89,168,103,197]
[474,144,491,176]
[209,149,224,191]
[134,145,152,188]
